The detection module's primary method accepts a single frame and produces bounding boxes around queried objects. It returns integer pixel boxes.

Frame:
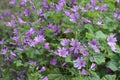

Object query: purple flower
[59,0,66,4]
[56,47,68,57]
[64,29,71,33]
[44,43,50,49]
[64,10,70,16]
[88,38,100,53]
[24,8,30,16]
[13,28,18,35]
[62,62,66,67]
[5,57,11,62]
[42,76,48,80]
[36,10,44,16]
[90,0,96,6]
[50,58,57,66]
[0,14,3,19]
[39,66,46,72]
[69,12,79,22]
[20,1,26,7]
[34,35,45,44]
[9,0,16,5]
[107,34,117,51]
[10,51,17,57]
[100,4,107,11]
[90,63,96,69]
[6,19,15,27]
[12,36,19,42]
[18,17,26,24]
[0,39,4,45]
[70,0,76,4]
[26,28,35,37]
[96,21,103,26]
[48,24,60,35]
[82,19,91,23]
[116,0,120,3]
[0,47,8,55]
[71,6,80,12]
[81,69,87,75]
[70,39,81,54]
[81,50,89,56]
[56,3,63,12]
[73,57,86,69]
[29,60,38,66]
[3,11,11,17]
[113,10,120,20]
[42,0,48,8]
[24,38,35,47]
[60,38,69,46]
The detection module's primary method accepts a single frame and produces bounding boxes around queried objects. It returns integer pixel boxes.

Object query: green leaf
[95,31,106,39]
[84,24,94,33]
[65,54,72,63]
[90,71,100,80]
[101,75,116,80]
[14,60,23,67]
[92,53,105,64]
[107,60,118,71]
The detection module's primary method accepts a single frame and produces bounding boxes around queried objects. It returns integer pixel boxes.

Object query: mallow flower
[73,57,86,69]
[56,47,68,58]
[107,34,117,52]
[88,38,100,53]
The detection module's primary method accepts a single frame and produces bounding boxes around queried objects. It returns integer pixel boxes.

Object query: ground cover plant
[0,0,120,80]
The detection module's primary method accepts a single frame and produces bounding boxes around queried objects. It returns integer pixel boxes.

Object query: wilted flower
[107,34,117,51]
[88,38,100,53]
[62,62,66,67]
[73,57,86,69]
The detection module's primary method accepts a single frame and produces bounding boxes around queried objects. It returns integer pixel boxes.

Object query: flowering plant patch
[0,0,120,80]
